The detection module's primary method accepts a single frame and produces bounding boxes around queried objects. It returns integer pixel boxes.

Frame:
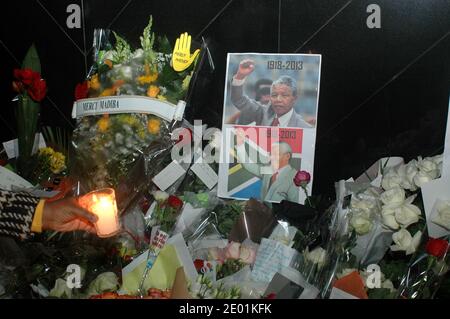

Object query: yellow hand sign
[172,32,200,72]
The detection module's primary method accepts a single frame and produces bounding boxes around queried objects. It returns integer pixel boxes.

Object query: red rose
[75,81,89,100]
[293,170,311,187]
[27,78,47,102]
[167,195,183,209]
[14,68,39,86]
[194,259,204,271]
[426,238,449,258]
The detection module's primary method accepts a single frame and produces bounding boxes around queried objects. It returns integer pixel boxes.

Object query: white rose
[413,170,433,188]
[381,170,403,190]
[304,247,327,268]
[432,201,450,230]
[432,154,443,176]
[380,187,405,206]
[432,154,443,166]
[401,160,419,191]
[350,214,373,235]
[350,196,378,215]
[394,196,421,227]
[390,229,422,255]
[417,157,439,179]
[86,272,119,297]
[152,190,169,202]
[49,278,73,298]
[381,170,402,190]
[363,187,383,199]
[394,204,421,227]
[382,213,400,230]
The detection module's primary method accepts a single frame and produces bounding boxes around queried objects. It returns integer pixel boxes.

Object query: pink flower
[293,170,311,187]
[224,242,241,260]
[239,246,256,264]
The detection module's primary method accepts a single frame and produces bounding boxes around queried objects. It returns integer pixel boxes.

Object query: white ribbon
[72,95,186,122]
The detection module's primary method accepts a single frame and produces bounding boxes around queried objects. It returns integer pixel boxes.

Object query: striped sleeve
[0,189,40,240]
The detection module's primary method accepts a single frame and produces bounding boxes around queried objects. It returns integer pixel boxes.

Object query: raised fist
[235,59,255,80]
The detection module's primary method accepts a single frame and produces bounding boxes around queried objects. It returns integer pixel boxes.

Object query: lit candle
[79,188,120,238]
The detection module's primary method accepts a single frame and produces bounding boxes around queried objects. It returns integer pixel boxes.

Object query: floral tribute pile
[1,19,449,301]
[1,150,448,299]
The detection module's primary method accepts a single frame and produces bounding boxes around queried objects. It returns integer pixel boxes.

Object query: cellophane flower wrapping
[71,18,202,213]
[396,236,450,299]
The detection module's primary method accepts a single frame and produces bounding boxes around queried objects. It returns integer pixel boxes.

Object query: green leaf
[22,44,41,73]
[157,35,172,54]
[112,32,132,64]
[140,16,156,63]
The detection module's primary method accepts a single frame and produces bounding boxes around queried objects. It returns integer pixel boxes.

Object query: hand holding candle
[78,188,121,238]
[42,197,98,233]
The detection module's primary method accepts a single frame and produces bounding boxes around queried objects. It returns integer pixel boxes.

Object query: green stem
[17,94,40,180]
[302,186,313,208]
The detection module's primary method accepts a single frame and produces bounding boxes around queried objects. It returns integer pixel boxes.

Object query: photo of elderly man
[230,59,312,128]
[234,128,299,203]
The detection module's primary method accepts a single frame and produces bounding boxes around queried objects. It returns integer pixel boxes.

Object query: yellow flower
[99,88,117,97]
[38,147,55,158]
[89,74,101,91]
[137,64,158,85]
[49,152,66,174]
[157,95,167,102]
[147,118,161,135]
[97,117,110,132]
[147,85,160,98]
[137,129,146,139]
[137,74,158,85]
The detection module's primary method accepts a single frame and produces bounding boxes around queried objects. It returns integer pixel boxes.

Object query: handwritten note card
[251,238,297,283]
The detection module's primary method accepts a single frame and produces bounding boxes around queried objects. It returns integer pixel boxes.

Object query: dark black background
[0,0,449,197]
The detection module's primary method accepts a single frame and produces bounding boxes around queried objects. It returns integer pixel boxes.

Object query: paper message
[422,177,450,238]
[251,238,297,283]
[3,133,46,159]
[152,160,187,191]
[0,166,33,190]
